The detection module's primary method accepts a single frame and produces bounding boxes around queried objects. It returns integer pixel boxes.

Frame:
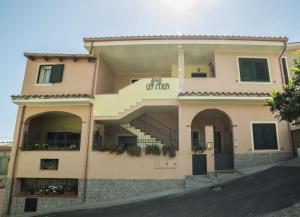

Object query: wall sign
[146,78,170,90]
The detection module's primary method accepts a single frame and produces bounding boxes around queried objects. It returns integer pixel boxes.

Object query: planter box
[64,192,76,196]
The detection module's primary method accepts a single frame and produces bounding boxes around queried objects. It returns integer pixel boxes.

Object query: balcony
[22,129,81,151]
[21,112,82,151]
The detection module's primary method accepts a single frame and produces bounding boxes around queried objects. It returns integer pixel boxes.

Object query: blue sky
[0,0,299,141]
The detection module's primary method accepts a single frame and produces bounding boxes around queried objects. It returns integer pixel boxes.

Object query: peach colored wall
[114,72,170,92]
[96,56,115,94]
[9,105,91,179]
[22,58,95,95]
[181,52,283,93]
[86,102,291,179]
[179,102,291,155]
[10,102,291,180]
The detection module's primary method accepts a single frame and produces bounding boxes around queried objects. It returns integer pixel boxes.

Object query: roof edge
[83,35,288,43]
[24,52,96,59]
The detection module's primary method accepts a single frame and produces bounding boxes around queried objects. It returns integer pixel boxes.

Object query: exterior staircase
[185,171,243,190]
[120,123,165,148]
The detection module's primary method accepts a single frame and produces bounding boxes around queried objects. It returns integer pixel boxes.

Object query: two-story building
[3,35,299,215]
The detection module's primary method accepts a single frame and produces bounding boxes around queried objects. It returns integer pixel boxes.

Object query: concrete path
[35,159,300,217]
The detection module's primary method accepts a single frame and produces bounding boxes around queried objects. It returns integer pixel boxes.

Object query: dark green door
[192,154,207,175]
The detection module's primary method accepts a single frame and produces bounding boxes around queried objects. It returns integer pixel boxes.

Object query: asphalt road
[38,165,300,217]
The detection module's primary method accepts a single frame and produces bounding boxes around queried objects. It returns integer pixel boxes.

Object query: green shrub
[126,146,141,157]
[145,144,161,155]
[162,144,176,158]
[116,143,126,155]
[192,144,206,153]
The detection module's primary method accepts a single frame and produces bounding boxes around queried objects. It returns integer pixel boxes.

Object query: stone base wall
[2,179,183,216]
[86,179,184,202]
[234,152,291,168]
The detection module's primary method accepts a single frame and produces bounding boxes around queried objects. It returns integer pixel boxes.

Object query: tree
[267,50,300,122]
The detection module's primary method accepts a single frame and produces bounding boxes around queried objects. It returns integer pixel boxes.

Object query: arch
[24,111,82,124]
[191,108,234,171]
[191,108,233,128]
[22,111,82,151]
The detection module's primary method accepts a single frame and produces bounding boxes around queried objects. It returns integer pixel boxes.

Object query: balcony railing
[22,129,81,151]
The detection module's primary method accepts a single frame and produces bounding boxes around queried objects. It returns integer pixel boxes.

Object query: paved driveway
[38,163,300,217]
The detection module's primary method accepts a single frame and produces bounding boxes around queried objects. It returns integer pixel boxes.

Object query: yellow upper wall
[93,78,179,117]
[171,65,211,77]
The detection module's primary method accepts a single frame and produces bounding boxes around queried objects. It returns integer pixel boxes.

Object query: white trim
[236,56,273,84]
[250,121,280,152]
[178,96,271,100]
[85,40,285,47]
[12,98,93,105]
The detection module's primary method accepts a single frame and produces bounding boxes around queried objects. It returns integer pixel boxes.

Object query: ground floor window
[40,159,59,170]
[252,123,278,150]
[19,178,78,196]
[118,135,137,148]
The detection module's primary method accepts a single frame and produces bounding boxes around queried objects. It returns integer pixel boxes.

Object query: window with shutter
[239,58,270,82]
[37,64,64,84]
[49,64,64,83]
[252,123,278,150]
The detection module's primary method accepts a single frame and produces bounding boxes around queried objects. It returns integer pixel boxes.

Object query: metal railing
[22,129,81,151]
[19,178,78,195]
[92,124,178,151]
[131,114,179,149]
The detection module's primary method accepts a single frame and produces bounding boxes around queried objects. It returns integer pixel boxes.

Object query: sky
[0,0,300,142]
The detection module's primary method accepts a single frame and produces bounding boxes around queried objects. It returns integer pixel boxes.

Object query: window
[37,64,64,84]
[24,198,37,212]
[191,72,207,78]
[118,135,137,148]
[281,57,289,85]
[238,58,270,82]
[252,123,278,150]
[191,130,201,146]
[20,178,78,195]
[40,159,59,170]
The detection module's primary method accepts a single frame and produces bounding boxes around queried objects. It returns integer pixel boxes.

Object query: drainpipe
[279,41,287,86]
[82,48,98,202]
[7,105,26,215]
[82,103,93,202]
[89,42,94,55]
[278,41,294,157]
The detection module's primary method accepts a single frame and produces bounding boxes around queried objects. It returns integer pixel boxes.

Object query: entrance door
[214,130,233,170]
[192,154,207,175]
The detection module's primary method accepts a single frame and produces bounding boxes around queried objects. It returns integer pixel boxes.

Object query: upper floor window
[37,64,64,84]
[238,58,270,82]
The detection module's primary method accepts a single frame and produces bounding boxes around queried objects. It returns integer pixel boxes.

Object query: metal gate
[192,154,207,175]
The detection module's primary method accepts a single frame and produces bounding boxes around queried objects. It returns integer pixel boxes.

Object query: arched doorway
[22,112,82,151]
[191,109,233,171]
